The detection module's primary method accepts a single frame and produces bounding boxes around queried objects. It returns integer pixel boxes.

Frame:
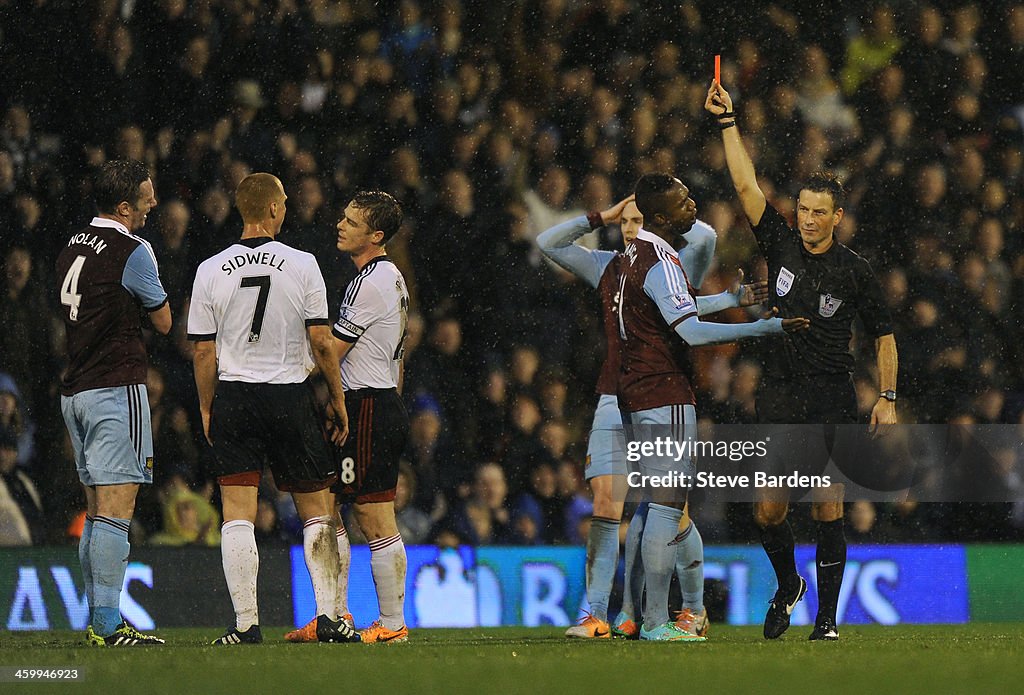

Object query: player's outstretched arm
[536,195,633,288]
[695,270,768,316]
[674,313,808,347]
[309,324,348,446]
[705,81,767,226]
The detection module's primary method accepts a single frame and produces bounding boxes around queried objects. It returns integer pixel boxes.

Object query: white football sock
[221,520,259,631]
[335,518,351,617]
[303,515,340,621]
[369,533,406,631]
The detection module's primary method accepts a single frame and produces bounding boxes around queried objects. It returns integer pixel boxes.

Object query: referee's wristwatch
[880,390,897,402]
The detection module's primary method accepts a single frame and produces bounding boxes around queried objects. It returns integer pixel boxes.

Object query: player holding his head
[617,172,808,641]
[189,172,357,645]
[58,159,169,646]
[707,80,897,640]
[539,179,786,640]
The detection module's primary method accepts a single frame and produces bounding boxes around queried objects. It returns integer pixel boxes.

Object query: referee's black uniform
[752,205,892,424]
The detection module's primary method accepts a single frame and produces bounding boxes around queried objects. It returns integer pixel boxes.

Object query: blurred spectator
[148,478,221,547]
[0,427,42,545]
[396,461,432,544]
[1,0,1021,544]
[511,461,566,544]
[444,462,513,545]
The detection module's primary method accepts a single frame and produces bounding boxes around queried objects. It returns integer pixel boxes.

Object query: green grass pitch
[1,625,1022,694]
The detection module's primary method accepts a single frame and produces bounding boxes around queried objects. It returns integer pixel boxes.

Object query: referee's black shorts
[755,373,859,481]
[331,387,409,504]
[210,380,337,493]
[757,373,858,425]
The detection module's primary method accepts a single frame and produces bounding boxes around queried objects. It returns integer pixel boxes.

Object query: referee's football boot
[88,622,165,646]
[809,618,839,641]
[763,575,807,639]
[316,614,362,643]
[211,624,263,645]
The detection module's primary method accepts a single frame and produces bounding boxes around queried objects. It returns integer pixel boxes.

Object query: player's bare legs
[354,501,408,642]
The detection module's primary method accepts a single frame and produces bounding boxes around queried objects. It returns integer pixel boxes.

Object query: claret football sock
[90,516,130,636]
[221,519,259,631]
[586,517,621,622]
[759,518,798,589]
[303,515,340,621]
[815,519,847,624]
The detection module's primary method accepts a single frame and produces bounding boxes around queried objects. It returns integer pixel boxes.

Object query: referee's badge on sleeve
[819,293,843,317]
[776,266,795,296]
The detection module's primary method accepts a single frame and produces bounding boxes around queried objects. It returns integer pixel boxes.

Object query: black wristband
[717,110,737,119]
[718,120,737,130]
[586,211,604,230]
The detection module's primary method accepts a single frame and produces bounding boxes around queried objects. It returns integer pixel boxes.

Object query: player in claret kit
[57,159,169,646]
[538,190,768,640]
[617,173,808,641]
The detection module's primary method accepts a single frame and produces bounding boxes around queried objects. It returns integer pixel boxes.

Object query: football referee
[706,80,898,641]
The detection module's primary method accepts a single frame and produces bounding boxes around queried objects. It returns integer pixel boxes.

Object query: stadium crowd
[2,0,1024,546]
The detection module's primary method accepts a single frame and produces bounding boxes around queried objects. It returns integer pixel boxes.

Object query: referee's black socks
[815,518,847,624]
[758,519,799,591]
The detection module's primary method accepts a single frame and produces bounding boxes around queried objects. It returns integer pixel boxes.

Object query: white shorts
[585,394,626,480]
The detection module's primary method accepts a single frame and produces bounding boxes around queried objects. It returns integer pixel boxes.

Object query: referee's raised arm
[705,80,767,227]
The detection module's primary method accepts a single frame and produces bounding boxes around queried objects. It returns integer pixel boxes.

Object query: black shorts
[210,380,336,492]
[755,374,859,483]
[332,388,409,504]
[757,373,858,425]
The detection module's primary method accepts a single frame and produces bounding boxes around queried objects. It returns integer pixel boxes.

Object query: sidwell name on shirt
[221,251,286,275]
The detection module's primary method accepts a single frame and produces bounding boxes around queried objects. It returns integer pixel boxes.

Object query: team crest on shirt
[819,293,843,317]
[776,266,795,296]
[673,293,695,313]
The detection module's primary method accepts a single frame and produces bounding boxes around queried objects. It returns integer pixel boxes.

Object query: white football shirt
[188,237,330,383]
[332,256,409,390]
